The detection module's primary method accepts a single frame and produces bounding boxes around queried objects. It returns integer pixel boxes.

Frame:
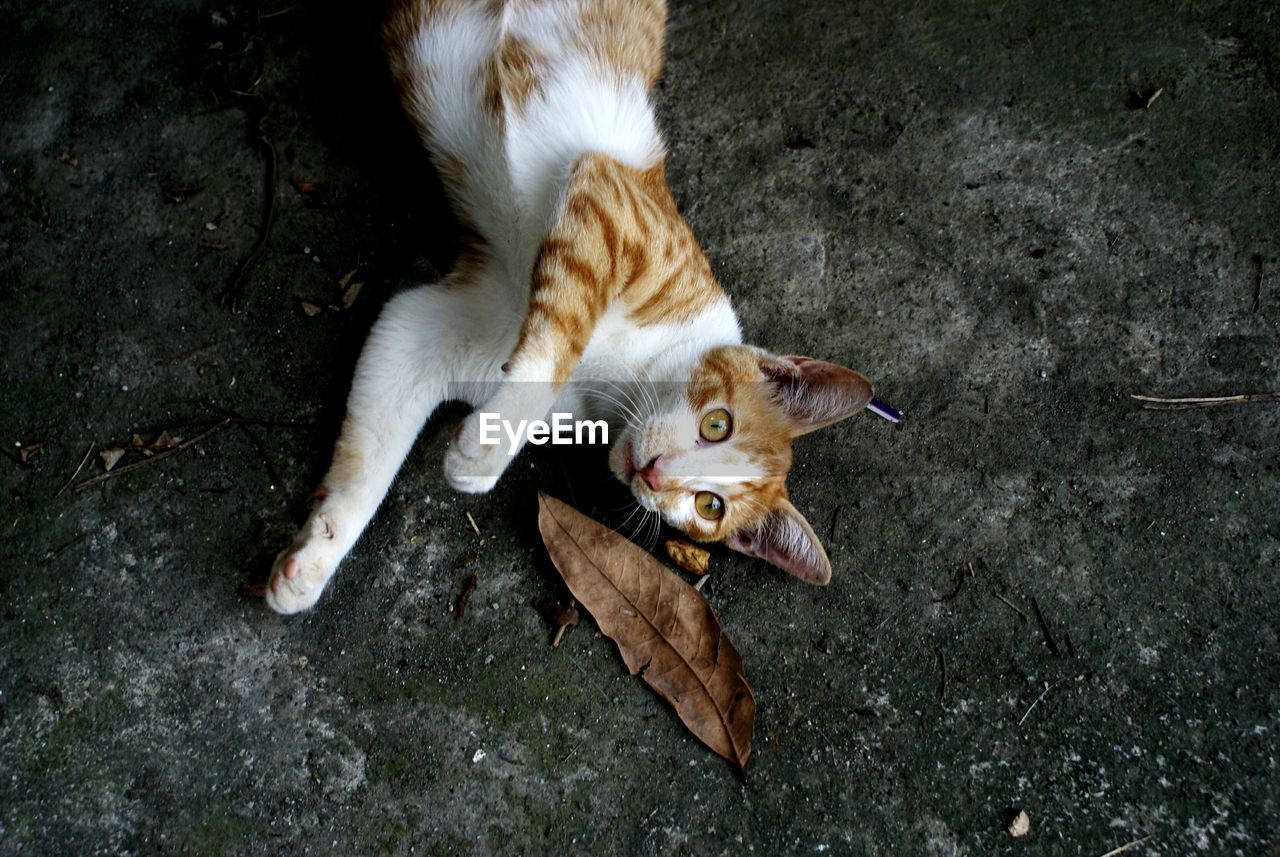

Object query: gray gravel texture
[2,0,1277,854]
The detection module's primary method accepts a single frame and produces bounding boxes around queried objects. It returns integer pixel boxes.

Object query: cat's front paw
[443,414,506,494]
[266,512,341,615]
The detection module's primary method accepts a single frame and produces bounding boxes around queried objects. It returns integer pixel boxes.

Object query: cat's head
[608,346,873,584]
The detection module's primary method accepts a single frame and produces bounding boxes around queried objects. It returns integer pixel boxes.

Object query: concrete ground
[2,0,1277,853]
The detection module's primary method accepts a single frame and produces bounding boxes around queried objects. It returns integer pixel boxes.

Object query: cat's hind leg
[266,270,514,614]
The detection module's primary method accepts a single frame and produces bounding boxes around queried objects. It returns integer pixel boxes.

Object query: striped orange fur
[264,0,878,614]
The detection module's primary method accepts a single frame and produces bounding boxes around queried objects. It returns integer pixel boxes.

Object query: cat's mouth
[615,438,659,511]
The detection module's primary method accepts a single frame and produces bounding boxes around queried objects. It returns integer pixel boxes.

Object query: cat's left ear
[725,498,831,585]
[759,355,874,436]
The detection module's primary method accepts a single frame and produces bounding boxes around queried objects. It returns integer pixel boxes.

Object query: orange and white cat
[266,0,876,614]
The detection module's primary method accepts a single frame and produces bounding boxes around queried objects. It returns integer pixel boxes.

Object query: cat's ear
[725,498,831,585]
[759,355,874,436]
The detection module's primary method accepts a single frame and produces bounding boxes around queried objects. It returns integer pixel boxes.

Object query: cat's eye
[694,491,725,521]
[699,408,732,442]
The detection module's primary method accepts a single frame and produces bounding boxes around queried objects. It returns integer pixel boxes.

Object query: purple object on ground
[866,398,902,424]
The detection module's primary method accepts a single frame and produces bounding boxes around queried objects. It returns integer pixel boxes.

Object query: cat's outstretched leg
[267,275,512,614]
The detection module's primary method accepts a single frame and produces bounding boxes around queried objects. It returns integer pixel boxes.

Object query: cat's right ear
[758,355,874,436]
[724,498,832,585]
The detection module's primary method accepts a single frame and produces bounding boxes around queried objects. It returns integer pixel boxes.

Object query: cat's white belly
[411,0,664,283]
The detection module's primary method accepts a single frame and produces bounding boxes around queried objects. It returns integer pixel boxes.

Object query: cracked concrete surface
[1,0,1277,854]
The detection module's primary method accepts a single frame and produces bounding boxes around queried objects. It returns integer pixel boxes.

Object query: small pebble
[1007,809,1031,838]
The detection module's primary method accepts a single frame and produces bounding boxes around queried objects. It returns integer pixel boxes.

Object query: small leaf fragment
[533,598,579,628]
[240,580,267,598]
[665,539,710,575]
[340,280,363,309]
[100,448,125,471]
[289,176,316,194]
[534,598,579,647]
[300,301,322,317]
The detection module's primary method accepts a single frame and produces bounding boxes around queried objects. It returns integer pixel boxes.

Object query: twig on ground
[455,573,478,620]
[42,533,88,563]
[1098,834,1153,857]
[1030,596,1063,657]
[221,89,277,314]
[827,503,843,542]
[1018,681,1054,726]
[936,649,948,704]
[73,419,231,491]
[54,442,95,498]
[258,3,298,19]
[465,511,481,536]
[1132,392,1280,410]
[994,592,1029,622]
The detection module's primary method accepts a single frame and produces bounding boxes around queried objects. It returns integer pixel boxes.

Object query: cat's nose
[637,455,663,491]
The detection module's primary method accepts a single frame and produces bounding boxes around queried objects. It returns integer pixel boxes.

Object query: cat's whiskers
[587,376,650,428]
[628,504,659,550]
[580,383,644,431]
[621,362,660,422]
[617,498,647,536]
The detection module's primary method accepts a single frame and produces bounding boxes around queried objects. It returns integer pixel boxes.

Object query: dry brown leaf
[340,280,363,309]
[537,493,754,769]
[665,539,710,575]
[163,185,202,203]
[240,580,267,598]
[100,448,125,471]
[533,597,580,647]
[300,301,322,317]
[152,431,177,451]
[533,598,579,628]
[289,175,316,194]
